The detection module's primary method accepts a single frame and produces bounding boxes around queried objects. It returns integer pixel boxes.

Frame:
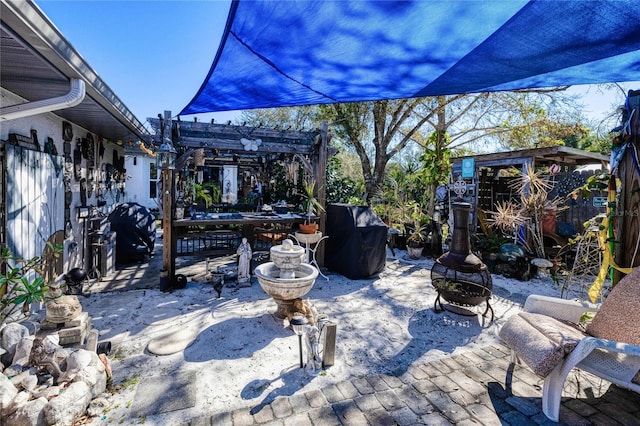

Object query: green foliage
[266,162,297,204]
[302,180,325,216]
[194,183,215,209]
[0,242,62,326]
[326,155,363,204]
[407,224,428,248]
[472,233,509,253]
[572,172,609,199]
[418,132,452,187]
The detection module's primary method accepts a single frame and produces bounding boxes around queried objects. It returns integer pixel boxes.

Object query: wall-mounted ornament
[80,178,87,206]
[73,141,82,181]
[8,133,40,151]
[30,129,42,151]
[62,121,73,142]
[85,133,95,166]
[87,167,94,198]
[98,137,105,158]
[44,137,58,155]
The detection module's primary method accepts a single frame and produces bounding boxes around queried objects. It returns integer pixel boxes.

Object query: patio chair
[499,268,640,422]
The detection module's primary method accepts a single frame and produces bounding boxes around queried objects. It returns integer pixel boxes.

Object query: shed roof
[452,146,610,170]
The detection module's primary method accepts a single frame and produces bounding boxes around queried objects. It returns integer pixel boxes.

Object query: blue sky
[37,0,638,133]
[38,0,238,128]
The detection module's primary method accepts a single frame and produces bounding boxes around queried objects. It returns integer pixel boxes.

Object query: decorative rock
[1,351,13,368]
[3,364,23,378]
[42,334,60,350]
[33,385,59,401]
[7,390,30,417]
[87,394,112,417]
[0,373,19,417]
[9,370,30,388]
[58,349,92,383]
[21,373,38,392]
[45,295,82,324]
[1,322,30,355]
[74,365,107,398]
[12,336,35,366]
[43,381,92,426]
[5,396,46,426]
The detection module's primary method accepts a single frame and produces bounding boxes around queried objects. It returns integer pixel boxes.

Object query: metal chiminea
[431,202,493,320]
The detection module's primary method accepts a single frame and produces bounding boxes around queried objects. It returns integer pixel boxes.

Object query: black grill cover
[108,202,156,263]
[325,204,388,279]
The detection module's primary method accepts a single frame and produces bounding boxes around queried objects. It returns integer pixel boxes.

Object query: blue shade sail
[181,0,640,115]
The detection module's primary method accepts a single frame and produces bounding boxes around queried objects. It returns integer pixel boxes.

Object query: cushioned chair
[499,268,640,422]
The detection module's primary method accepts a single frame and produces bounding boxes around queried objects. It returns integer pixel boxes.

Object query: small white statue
[304,324,322,374]
[237,237,252,286]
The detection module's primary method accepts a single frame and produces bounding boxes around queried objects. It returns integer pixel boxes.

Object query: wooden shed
[450,146,610,237]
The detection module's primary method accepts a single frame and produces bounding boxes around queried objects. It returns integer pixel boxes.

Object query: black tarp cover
[108,202,156,263]
[325,204,387,279]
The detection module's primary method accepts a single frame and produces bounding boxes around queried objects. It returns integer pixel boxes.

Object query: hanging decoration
[588,175,633,302]
[240,138,262,151]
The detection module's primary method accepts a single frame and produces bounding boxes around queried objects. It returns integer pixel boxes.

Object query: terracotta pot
[299,223,319,234]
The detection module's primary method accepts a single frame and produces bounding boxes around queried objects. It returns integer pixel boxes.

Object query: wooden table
[173,213,314,256]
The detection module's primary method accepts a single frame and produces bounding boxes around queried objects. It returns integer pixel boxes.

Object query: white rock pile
[0,321,112,425]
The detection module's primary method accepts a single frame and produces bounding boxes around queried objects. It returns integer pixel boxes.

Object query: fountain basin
[269,239,305,277]
[255,262,318,318]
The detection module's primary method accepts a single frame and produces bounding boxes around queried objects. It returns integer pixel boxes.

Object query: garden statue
[29,336,62,379]
[304,324,322,374]
[45,282,82,323]
[237,237,252,286]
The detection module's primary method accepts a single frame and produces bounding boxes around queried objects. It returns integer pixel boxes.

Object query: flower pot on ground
[406,224,427,259]
[407,245,424,259]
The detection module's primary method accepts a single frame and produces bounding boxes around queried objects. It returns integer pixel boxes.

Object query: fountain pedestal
[254,239,318,318]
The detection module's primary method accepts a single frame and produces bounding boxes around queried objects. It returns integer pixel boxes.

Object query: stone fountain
[254,239,318,318]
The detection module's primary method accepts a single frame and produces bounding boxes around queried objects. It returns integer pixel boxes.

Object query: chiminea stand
[431,202,494,321]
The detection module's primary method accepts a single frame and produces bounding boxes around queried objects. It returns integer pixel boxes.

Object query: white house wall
[1,88,126,278]
[124,155,158,211]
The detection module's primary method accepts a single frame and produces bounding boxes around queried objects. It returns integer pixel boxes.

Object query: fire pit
[431,202,493,320]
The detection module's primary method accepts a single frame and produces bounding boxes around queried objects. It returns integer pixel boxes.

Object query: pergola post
[161,110,176,290]
[315,121,329,265]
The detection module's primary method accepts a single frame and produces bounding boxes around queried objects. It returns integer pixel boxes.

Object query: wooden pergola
[149,111,330,288]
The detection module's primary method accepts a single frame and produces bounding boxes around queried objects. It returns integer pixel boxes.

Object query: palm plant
[302,179,324,223]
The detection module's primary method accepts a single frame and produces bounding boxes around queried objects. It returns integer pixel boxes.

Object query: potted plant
[1,242,62,328]
[299,179,325,234]
[404,203,430,258]
[406,224,427,259]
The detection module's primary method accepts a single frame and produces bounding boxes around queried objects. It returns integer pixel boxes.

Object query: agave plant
[302,179,325,224]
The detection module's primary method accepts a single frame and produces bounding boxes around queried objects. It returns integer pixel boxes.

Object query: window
[149,162,159,199]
